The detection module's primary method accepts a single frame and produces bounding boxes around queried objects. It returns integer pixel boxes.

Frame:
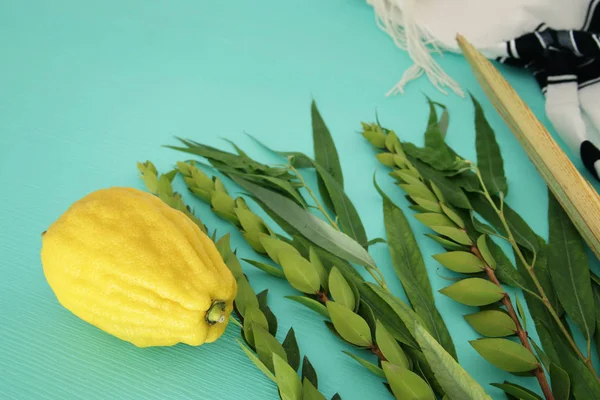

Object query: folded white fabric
[367,0,600,179]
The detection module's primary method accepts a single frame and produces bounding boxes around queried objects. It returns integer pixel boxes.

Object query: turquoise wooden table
[1,1,598,399]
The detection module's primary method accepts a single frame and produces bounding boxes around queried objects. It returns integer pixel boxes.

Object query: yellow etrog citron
[41,187,238,348]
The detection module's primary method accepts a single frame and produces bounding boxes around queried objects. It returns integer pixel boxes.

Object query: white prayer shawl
[367,0,600,180]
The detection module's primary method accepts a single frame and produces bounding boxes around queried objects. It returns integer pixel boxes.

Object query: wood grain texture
[457,34,600,260]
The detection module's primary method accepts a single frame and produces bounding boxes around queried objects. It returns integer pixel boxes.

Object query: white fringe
[367,0,465,97]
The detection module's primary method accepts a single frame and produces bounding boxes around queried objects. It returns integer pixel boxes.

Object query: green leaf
[361,283,419,348]
[328,266,356,310]
[548,190,596,340]
[470,338,538,372]
[472,95,508,196]
[302,356,318,389]
[439,278,504,306]
[343,351,385,378]
[358,300,377,338]
[259,235,300,264]
[514,296,527,332]
[255,325,288,373]
[302,378,326,400]
[312,161,368,248]
[431,226,472,246]
[476,235,495,269]
[243,258,285,279]
[327,301,372,347]
[464,310,517,337]
[286,296,330,318]
[279,251,321,294]
[398,183,438,203]
[411,197,443,213]
[409,157,471,209]
[376,320,409,368]
[309,246,329,292]
[414,324,492,400]
[433,252,485,273]
[381,362,436,400]
[376,181,456,358]
[490,382,542,400]
[331,394,341,400]
[486,239,526,288]
[441,203,465,228]
[273,353,302,400]
[414,212,456,228]
[235,276,259,318]
[232,177,377,269]
[283,328,300,372]
[471,214,496,236]
[425,234,465,251]
[243,306,269,348]
[549,363,570,400]
[594,282,600,360]
[312,100,343,210]
[236,339,276,381]
[438,107,449,138]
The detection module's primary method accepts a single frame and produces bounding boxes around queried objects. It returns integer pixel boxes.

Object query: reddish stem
[471,246,554,400]
[370,344,387,362]
[316,290,329,304]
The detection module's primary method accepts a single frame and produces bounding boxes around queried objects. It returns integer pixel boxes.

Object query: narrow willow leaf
[471,214,496,236]
[439,107,449,138]
[362,283,420,348]
[425,234,465,251]
[594,283,600,360]
[530,340,550,372]
[431,226,472,245]
[283,328,301,372]
[414,324,492,400]
[302,356,318,389]
[302,378,326,400]
[490,382,542,400]
[244,132,314,169]
[472,95,508,196]
[358,301,377,338]
[548,190,596,340]
[464,310,516,337]
[440,278,504,306]
[312,100,343,209]
[365,237,387,247]
[433,251,485,273]
[328,266,356,310]
[415,213,456,228]
[273,353,302,400]
[549,363,570,400]
[470,338,538,372]
[243,258,285,279]
[343,351,385,378]
[312,161,368,247]
[236,339,276,382]
[376,320,410,368]
[331,394,342,400]
[441,203,465,228]
[286,296,329,318]
[476,235,495,269]
[382,362,436,400]
[279,251,321,294]
[255,325,288,373]
[243,306,269,347]
[409,157,471,209]
[309,247,328,291]
[232,177,377,268]
[514,296,528,331]
[327,301,372,347]
[236,276,259,318]
[376,182,456,358]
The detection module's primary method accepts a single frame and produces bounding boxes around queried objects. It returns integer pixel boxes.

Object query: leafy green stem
[471,162,598,380]
[289,163,340,230]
